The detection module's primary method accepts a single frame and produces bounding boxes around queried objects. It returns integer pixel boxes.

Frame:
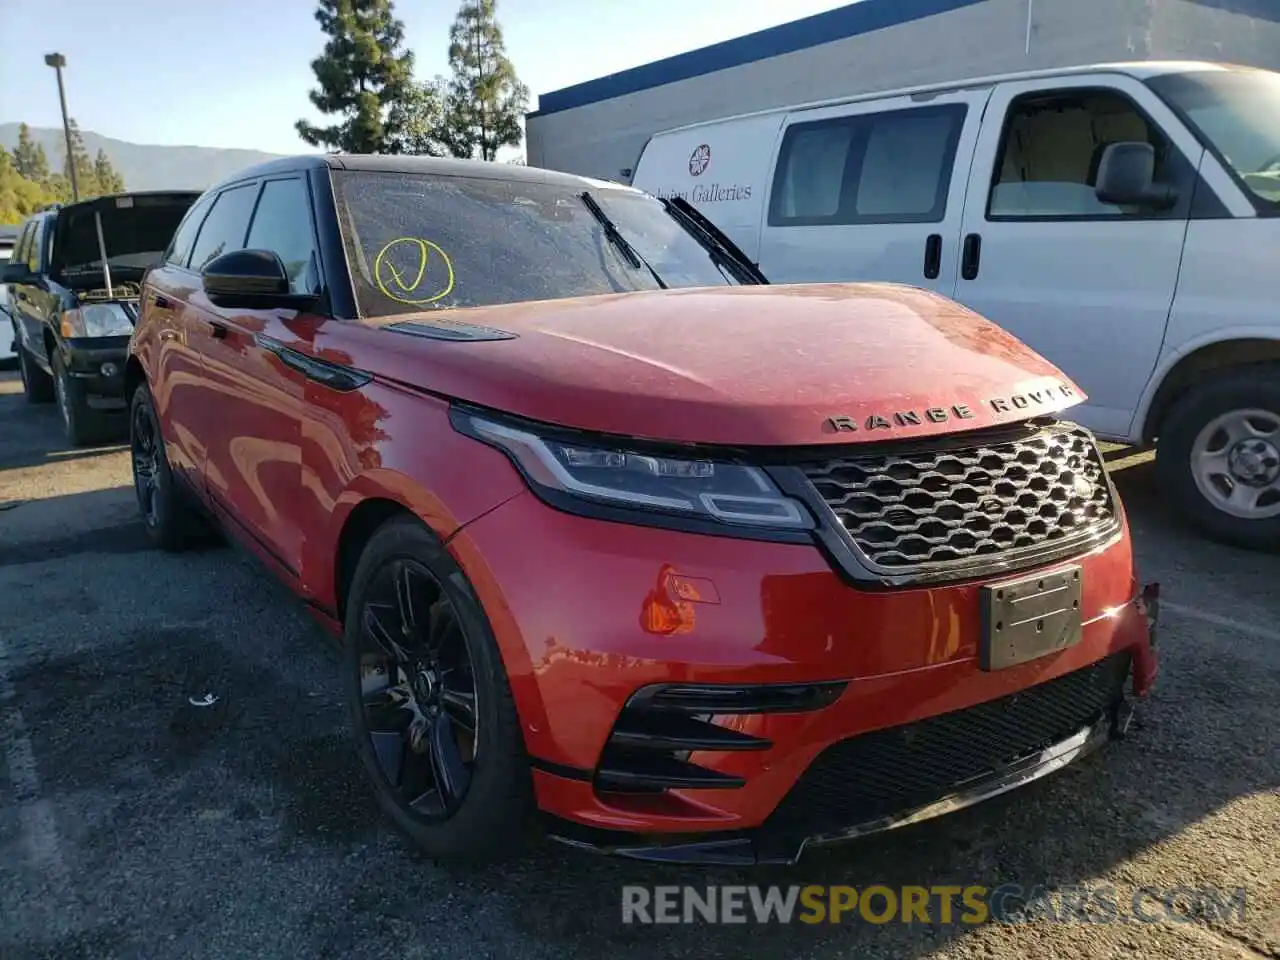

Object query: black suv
[4,192,199,444]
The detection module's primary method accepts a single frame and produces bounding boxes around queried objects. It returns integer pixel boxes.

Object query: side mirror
[201,249,318,311]
[1,261,36,285]
[1095,142,1177,209]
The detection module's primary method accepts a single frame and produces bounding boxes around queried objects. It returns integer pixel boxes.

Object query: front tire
[344,515,536,861]
[52,350,111,446]
[129,381,208,551]
[1156,366,1280,550]
[18,344,55,404]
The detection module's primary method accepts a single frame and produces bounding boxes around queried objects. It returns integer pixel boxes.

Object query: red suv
[127,156,1158,864]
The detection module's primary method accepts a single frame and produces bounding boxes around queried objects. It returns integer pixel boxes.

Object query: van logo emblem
[689,144,711,177]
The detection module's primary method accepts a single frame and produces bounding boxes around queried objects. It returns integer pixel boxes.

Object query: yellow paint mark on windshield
[373,237,455,305]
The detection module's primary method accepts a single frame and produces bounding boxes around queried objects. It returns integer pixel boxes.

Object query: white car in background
[0,225,17,367]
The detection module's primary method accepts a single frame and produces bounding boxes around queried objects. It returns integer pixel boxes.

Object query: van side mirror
[1095,142,1177,209]
[201,249,318,311]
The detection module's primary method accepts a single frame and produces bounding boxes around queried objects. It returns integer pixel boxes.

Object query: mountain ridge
[0,123,291,192]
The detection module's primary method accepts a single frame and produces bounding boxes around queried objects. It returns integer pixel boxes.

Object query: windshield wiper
[661,196,769,285]
[579,191,667,289]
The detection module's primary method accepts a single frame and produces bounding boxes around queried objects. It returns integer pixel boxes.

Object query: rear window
[332,170,738,319]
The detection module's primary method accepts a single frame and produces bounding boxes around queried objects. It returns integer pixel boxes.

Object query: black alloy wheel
[345,516,535,861]
[128,382,209,551]
[356,557,481,821]
[131,394,164,530]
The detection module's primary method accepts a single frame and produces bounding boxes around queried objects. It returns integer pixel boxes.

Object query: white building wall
[1148,0,1280,68]
[526,0,1275,183]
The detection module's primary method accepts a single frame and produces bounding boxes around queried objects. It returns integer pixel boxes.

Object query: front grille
[801,421,1115,575]
[765,652,1130,834]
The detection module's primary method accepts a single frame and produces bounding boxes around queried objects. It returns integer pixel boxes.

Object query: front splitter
[546,700,1134,867]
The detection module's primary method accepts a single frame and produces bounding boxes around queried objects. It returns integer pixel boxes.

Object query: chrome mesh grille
[801,423,1116,573]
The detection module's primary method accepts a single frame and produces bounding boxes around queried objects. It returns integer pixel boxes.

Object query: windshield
[332,170,739,319]
[1147,68,1280,209]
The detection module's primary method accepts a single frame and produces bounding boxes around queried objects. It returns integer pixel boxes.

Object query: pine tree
[93,149,126,194]
[0,146,63,221]
[442,0,529,161]
[60,118,96,197]
[385,77,449,156]
[12,123,50,182]
[296,0,416,154]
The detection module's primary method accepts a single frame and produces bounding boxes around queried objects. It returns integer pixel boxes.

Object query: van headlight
[59,304,133,338]
[453,411,813,530]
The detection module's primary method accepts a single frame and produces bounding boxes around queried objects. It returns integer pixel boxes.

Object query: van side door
[954,74,1203,440]
[756,88,990,293]
[631,112,786,266]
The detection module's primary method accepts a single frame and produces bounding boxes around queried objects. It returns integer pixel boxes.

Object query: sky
[0,0,852,155]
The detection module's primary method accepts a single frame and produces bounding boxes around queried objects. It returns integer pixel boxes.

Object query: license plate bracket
[979,565,1083,671]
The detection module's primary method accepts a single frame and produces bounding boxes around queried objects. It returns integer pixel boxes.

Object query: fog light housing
[100,362,118,378]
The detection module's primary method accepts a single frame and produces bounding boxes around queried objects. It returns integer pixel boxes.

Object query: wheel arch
[42,324,58,367]
[1140,336,1280,444]
[124,355,147,404]
[333,496,418,624]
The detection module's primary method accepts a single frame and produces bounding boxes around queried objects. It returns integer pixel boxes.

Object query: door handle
[208,320,228,340]
[961,233,982,281]
[154,294,172,309]
[923,234,942,280]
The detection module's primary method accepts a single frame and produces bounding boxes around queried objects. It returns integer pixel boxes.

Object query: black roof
[207,153,636,195]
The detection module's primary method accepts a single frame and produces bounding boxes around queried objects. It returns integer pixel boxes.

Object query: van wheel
[1157,366,1280,550]
[344,515,536,861]
[18,345,55,404]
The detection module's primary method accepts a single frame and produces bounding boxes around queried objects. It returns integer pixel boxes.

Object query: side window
[988,89,1178,219]
[13,223,33,268]
[769,105,967,226]
[26,219,47,272]
[244,178,320,294]
[188,183,258,272]
[165,194,215,268]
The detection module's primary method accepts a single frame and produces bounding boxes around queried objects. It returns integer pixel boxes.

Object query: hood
[51,191,201,285]
[349,283,1085,447]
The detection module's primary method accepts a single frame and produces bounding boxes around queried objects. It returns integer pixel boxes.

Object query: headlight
[456,411,813,530]
[60,304,133,338]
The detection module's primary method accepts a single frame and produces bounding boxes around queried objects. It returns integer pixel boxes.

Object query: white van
[632,60,1280,549]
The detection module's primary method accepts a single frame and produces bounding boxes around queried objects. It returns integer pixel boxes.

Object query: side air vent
[387,319,517,342]
[594,681,847,795]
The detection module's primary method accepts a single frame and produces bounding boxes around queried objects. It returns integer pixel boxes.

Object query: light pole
[44,52,78,202]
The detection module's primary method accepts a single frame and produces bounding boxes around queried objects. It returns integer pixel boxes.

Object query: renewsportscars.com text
[621,884,1249,926]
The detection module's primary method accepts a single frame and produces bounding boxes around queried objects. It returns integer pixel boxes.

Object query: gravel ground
[0,369,1276,960]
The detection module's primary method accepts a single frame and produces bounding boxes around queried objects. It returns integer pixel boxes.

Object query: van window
[769,105,966,226]
[988,90,1178,219]
[1147,68,1280,211]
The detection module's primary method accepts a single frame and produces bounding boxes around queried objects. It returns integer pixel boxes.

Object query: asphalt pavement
[0,369,1276,960]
